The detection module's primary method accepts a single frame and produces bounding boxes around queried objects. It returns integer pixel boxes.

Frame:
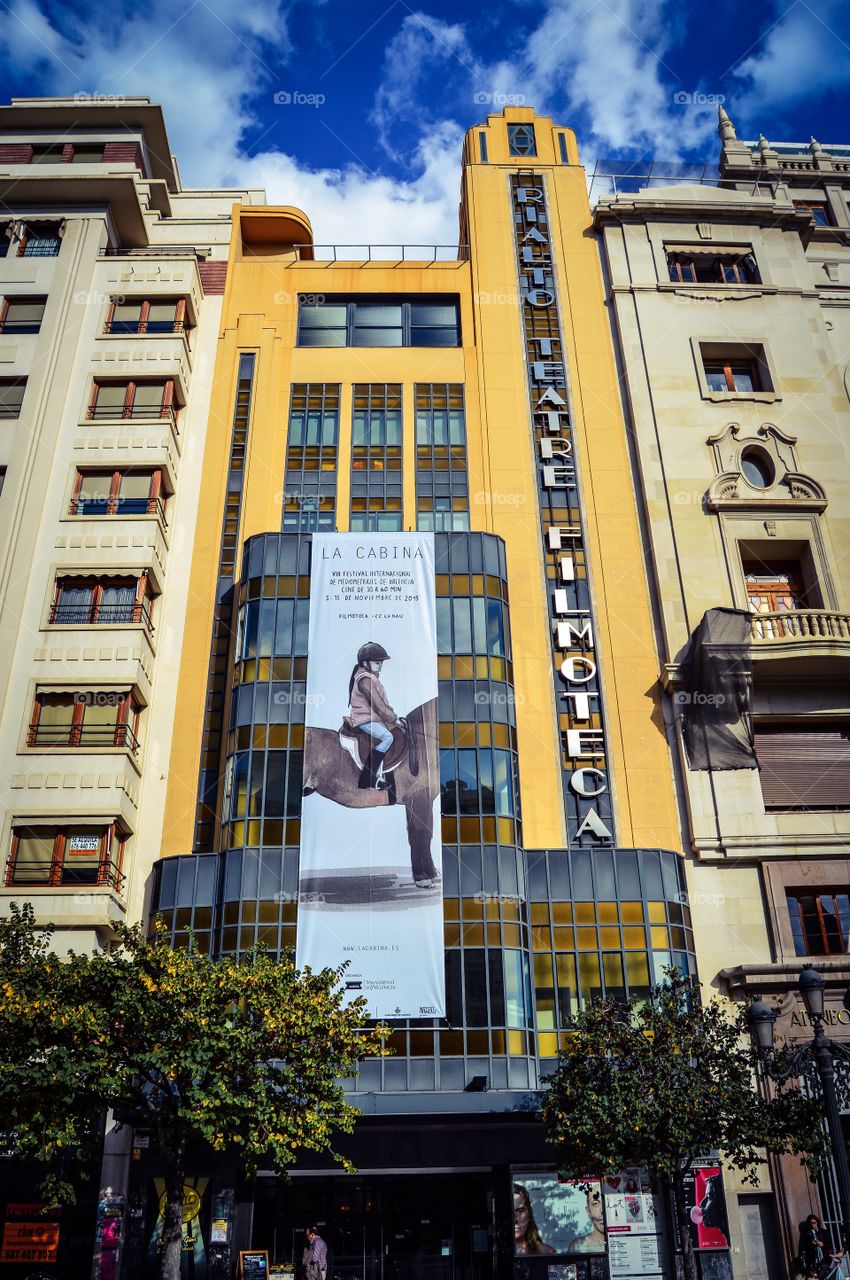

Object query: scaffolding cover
[680,608,757,770]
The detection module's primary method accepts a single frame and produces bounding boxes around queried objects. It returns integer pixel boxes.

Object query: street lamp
[746,965,850,1250]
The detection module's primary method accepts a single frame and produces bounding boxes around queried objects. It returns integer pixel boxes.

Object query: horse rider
[348,642,402,790]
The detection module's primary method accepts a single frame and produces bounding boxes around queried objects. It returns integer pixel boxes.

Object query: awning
[665,242,753,256]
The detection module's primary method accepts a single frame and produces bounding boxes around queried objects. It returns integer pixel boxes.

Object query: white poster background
[296,532,444,1019]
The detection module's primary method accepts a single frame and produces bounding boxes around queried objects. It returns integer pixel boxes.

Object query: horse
[301,697,440,884]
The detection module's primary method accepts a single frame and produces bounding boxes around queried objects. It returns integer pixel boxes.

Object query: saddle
[338,716,408,773]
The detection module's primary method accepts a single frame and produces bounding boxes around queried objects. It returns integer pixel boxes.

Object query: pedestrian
[798,1216,828,1277]
[303,1225,328,1280]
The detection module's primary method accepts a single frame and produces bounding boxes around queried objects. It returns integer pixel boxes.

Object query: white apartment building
[0,96,263,950]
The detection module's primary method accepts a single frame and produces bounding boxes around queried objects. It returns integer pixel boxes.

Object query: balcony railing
[21,240,60,258]
[750,609,850,642]
[6,859,125,891]
[69,496,168,526]
[0,321,41,335]
[0,401,24,419]
[49,600,154,632]
[27,722,141,753]
[87,402,178,426]
[103,319,186,335]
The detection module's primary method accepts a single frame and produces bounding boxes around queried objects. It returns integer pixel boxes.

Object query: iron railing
[27,722,141,753]
[87,401,178,425]
[69,495,168,526]
[49,600,154,632]
[6,858,125,891]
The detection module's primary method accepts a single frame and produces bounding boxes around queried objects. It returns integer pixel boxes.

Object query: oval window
[741,449,773,488]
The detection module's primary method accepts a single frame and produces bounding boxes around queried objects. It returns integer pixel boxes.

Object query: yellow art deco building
[142,108,693,1278]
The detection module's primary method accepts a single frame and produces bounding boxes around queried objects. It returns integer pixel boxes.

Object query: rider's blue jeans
[359,721,393,753]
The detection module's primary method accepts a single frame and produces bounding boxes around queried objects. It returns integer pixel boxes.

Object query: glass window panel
[353,305,403,326]
[248,752,265,816]
[14,831,56,883]
[410,305,456,326]
[258,600,276,658]
[300,305,347,328]
[298,328,345,347]
[731,365,755,391]
[232,752,249,819]
[452,598,472,652]
[37,693,76,726]
[478,749,495,815]
[352,329,402,347]
[493,749,513,817]
[293,600,309,653]
[486,599,505,656]
[274,600,294,654]
[411,327,458,347]
[471,597,487,655]
[5,299,46,324]
[436,598,452,653]
[118,472,153,498]
[464,949,488,1026]
[504,949,527,1029]
[133,383,165,408]
[147,301,178,324]
[704,366,728,392]
[456,749,479,814]
[95,383,128,408]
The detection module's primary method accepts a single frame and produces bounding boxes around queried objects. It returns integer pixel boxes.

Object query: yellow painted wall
[163,111,682,861]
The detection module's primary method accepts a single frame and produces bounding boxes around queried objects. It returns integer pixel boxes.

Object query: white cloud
[732,0,850,118]
[234,120,465,248]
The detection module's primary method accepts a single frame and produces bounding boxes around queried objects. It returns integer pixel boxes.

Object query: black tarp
[678,607,757,770]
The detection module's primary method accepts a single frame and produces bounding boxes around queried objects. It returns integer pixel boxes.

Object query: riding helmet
[357,642,391,664]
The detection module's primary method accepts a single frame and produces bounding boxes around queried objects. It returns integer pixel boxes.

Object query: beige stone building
[595,110,850,1277]
[0,97,263,951]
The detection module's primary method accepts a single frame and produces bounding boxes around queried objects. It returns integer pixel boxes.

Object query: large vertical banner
[296,532,444,1019]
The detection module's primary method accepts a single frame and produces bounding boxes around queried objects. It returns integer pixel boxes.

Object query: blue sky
[2,0,850,243]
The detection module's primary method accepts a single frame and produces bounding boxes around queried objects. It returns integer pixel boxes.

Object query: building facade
[122,108,702,1280]
[594,110,850,1278]
[0,95,262,1272]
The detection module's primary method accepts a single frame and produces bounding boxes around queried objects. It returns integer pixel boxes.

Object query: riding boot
[358,748,385,789]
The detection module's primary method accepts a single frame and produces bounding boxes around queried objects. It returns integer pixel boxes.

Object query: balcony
[6,858,125,891]
[69,495,168,526]
[27,722,141,754]
[748,609,850,669]
[49,600,154,633]
[87,402,179,428]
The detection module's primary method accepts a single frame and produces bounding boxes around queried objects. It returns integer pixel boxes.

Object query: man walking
[304,1225,328,1280]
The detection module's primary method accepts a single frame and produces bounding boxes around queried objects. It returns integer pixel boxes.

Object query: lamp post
[746,965,850,1250]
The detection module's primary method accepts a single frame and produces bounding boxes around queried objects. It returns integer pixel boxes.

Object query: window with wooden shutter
[755,725,850,809]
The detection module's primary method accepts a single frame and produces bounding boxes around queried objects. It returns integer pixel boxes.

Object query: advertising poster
[682,1166,730,1250]
[296,532,444,1019]
[513,1174,606,1256]
[603,1169,665,1278]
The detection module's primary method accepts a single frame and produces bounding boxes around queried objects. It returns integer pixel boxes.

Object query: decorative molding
[705,421,826,511]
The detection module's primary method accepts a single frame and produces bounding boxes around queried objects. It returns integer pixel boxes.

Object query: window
[756,725,850,810]
[794,201,831,227]
[0,378,26,418]
[283,384,339,532]
[350,384,403,531]
[104,298,188,335]
[28,688,141,752]
[50,575,155,631]
[699,344,771,395]
[297,296,460,348]
[416,384,470,531]
[70,469,167,521]
[29,144,66,164]
[667,249,759,285]
[745,561,805,618]
[507,124,536,157]
[787,891,850,956]
[740,449,773,488]
[19,225,61,257]
[70,144,105,163]
[0,296,46,334]
[88,379,176,421]
[6,823,125,888]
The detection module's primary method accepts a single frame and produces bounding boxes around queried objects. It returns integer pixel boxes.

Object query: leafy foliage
[0,903,386,1278]
[540,969,827,1280]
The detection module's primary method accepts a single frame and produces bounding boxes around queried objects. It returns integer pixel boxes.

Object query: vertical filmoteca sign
[296,532,444,1019]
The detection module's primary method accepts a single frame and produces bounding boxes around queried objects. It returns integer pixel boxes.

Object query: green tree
[540,969,827,1280]
[0,903,385,1280]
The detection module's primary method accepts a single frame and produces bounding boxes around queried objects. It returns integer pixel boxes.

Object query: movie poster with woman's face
[513,1174,606,1256]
